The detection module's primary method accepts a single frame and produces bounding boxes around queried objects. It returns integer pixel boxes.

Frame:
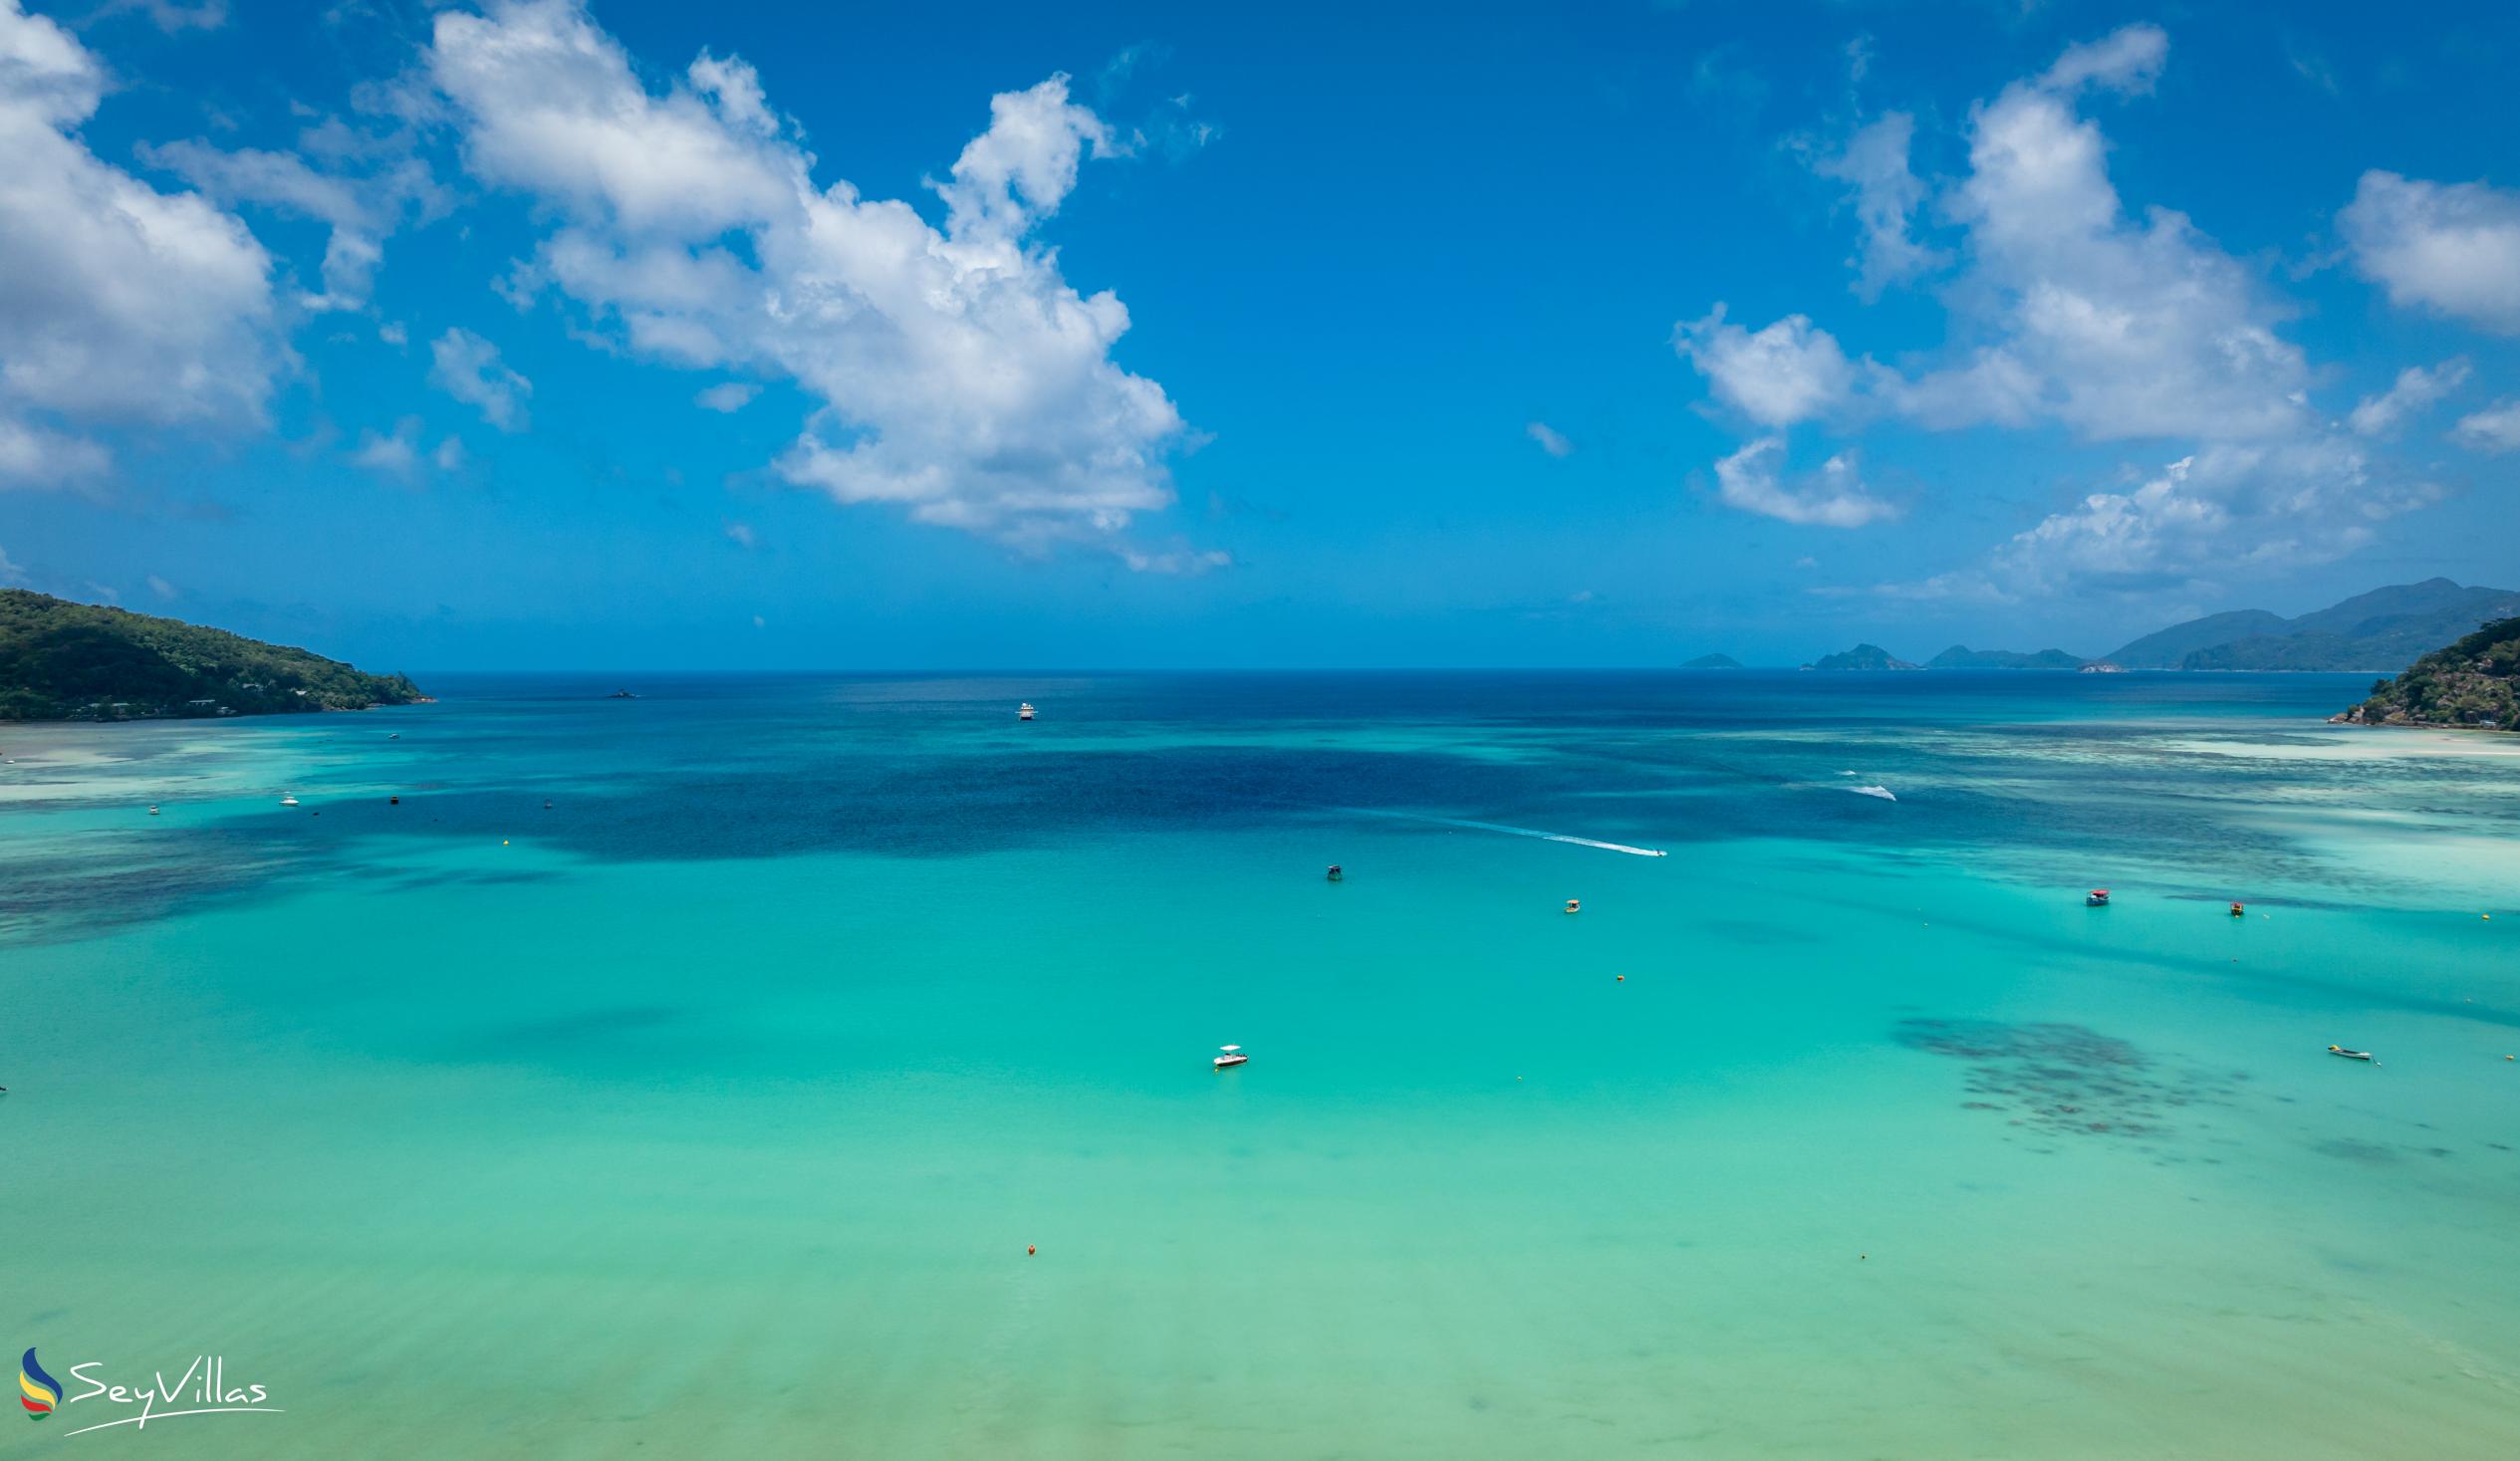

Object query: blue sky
[1,0,2515,668]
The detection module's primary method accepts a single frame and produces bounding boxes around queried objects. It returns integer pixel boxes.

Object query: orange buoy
[1026,1245,1036,1256]
[1616,975,1625,982]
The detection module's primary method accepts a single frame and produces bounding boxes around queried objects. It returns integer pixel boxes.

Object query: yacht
[1213,1045,1248,1071]
[1018,702,1036,721]
[279,794,299,807]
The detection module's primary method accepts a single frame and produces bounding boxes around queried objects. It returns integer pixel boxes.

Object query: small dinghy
[1213,1044,1248,1071]
[2086,888,2110,906]
[147,804,160,816]
[2327,1045,2375,1062]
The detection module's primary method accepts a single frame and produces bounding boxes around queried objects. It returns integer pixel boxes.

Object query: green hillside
[1804,643,1918,671]
[0,591,424,721]
[2109,580,2520,671]
[2336,617,2520,731]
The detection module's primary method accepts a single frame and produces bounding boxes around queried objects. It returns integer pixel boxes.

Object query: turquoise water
[4,671,2518,1458]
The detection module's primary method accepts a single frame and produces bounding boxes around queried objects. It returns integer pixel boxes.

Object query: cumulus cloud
[1675,306,1854,428]
[1812,113,1942,298]
[1967,437,2426,601]
[1710,25,2449,603]
[424,0,1199,559]
[428,327,531,430]
[695,382,759,413]
[1903,41,2310,443]
[2349,360,2469,437]
[0,0,280,481]
[138,136,442,310]
[1525,420,1573,457]
[723,521,757,549]
[2454,399,2520,454]
[146,573,176,600]
[2340,171,2520,336]
[0,410,112,486]
[2037,23,2168,96]
[1710,437,1898,528]
[351,419,421,475]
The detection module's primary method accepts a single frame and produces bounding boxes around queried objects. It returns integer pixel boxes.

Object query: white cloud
[431,435,466,472]
[0,541,20,582]
[1710,437,1898,528]
[1813,113,1942,298]
[352,420,421,475]
[1116,545,1231,575]
[1525,420,1573,457]
[1675,306,1854,428]
[1706,25,2444,605]
[138,136,441,310]
[378,320,407,347]
[723,521,757,549]
[2349,359,2469,436]
[2340,171,2520,336]
[425,0,1201,561]
[2454,399,2520,454]
[1972,437,2424,599]
[428,327,531,430]
[695,381,759,413]
[2037,23,2168,96]
[0,0,280,479]
[146,573,176,600]
[0,409,112,486]
[93,0,227,32]
[1905,45,2309,443]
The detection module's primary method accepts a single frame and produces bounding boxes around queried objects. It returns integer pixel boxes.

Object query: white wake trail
[1348,810,1668,857]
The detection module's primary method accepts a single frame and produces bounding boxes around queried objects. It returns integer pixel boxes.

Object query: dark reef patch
[1895,1017,2238,1142]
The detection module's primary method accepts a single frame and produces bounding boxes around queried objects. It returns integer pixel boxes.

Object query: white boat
[2327,1045,2375,1062]
[147,805,160,816]
[280,794,299,807]
[1213,1044,1247,1071]
[1017,702,1036,721]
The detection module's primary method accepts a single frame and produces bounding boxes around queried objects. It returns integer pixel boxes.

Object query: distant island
[2106,578,2519,671]
[1793,579,2520,677]
[1680,653,1744,669]
[0,591,424,721]
[1926,645,2086,670]
[1803,643,1918,671]
[2332,617,2518,731]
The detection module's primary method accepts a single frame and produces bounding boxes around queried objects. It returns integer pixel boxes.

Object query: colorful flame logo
[19,1348,59,1417]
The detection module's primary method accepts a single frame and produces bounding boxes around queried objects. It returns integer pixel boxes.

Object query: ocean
[3,670,2516,1458]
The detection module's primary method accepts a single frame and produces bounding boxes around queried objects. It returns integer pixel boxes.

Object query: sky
[0,0,2516,669]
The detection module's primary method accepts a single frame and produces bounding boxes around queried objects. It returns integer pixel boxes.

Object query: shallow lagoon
[3,671,2514,1458]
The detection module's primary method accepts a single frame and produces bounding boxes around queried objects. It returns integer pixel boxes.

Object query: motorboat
[147,805,160,816]
[2327,1046,2375,1062]
[1213,1045,1248,1071]
[2086,888,2111,906]
[279,794,299,807]
[1018,702,1036,721]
